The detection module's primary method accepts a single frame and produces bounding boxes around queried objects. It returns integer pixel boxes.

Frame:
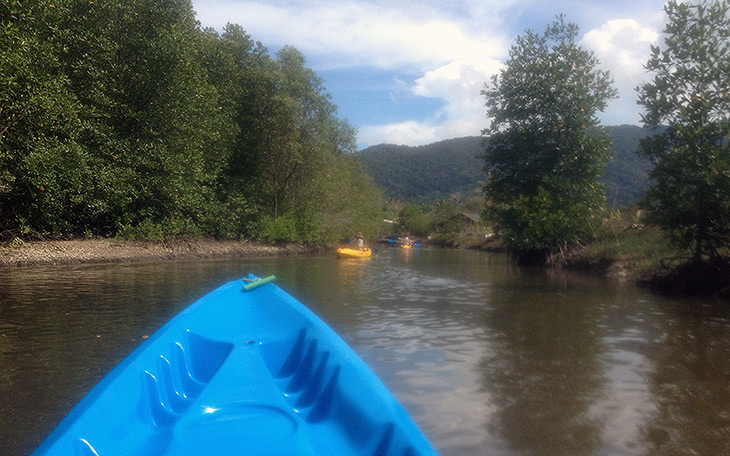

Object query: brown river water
[1,248,729,455]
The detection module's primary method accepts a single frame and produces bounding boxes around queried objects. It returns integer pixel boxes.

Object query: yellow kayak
[336,247,372,258]
[399,244,412,249]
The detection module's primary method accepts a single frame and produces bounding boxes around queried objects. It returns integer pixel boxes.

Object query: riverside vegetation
[377,4,730,298]
[1,0,383,245]
[3,1,729,297]
[477,3,730,297]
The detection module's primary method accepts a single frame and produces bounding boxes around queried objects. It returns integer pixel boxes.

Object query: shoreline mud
[0,238,323,268]
[3,238,727,298]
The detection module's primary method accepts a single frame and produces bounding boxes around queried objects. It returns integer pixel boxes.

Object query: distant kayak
[335,247,373,258]
[31,274,437,456]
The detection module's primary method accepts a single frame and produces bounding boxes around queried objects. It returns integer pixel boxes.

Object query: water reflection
[482,276,606,455]
[2,250,730,456]
[347,251,496,454]
[641,300,730,455]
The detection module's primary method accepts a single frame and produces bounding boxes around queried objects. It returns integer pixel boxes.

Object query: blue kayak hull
[32,275,437,455]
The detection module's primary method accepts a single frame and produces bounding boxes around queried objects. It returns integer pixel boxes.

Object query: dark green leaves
[637,0,730,260]
[482,16,616,256]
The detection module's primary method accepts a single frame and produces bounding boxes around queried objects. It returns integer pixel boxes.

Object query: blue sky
[191,0,669,149]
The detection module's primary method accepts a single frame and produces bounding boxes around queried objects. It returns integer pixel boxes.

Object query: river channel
[1,248,730,455]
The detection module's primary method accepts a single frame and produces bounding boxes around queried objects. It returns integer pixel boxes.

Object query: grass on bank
[445,205,687,283]
[561,206,729,297]
[578,224,671,278]
[564,206,683,280]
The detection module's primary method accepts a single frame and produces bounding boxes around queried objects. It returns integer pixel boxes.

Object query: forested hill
[602,125,656,206]
[357,125,655,206]
[356,137,485,202]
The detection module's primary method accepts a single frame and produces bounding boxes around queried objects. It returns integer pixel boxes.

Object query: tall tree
[245,46,371,241]
[0,0,90,237]
[200,23,268,237]
[481,16,617,259]
[54,0,228,237]
[637,0,730,261]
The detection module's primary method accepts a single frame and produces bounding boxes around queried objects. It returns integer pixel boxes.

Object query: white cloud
[358,58,501,147]
[582,18,663,125]
[415,58,501,124]
[192,0,509,147]
[358,121,440,147]
[357,11,664,147]
[193,0,671,147]
[194,0,506,71]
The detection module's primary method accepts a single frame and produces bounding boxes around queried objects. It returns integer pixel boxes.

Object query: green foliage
[0,0,91,236]
[431,201,463,236]
[8,237,25,249]
[259,214,301,243]
[494,186,602,250]
[398,203,433,237]
[117,217,203,242]
[637,0,730,261]
[481,16,617,256]
[0,0,381,243]
[310,153,383,240]
[577,212,675,277]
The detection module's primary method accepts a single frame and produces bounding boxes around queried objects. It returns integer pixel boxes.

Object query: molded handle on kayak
[242,275,276,292]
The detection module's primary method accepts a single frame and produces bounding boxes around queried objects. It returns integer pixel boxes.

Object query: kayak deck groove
[32,275,437,456]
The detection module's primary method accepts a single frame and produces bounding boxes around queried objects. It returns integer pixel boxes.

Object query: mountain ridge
[356,125,654,206]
